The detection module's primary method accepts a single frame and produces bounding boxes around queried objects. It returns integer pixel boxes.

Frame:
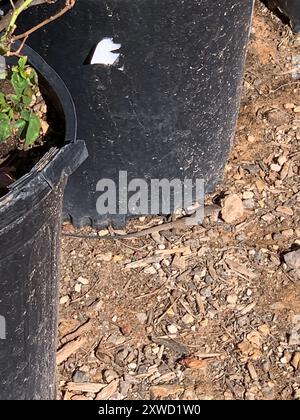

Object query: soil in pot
[0,60,65,198]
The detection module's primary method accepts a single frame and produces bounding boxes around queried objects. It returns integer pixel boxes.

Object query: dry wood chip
[240,302,256,315]
[95,379,119,400]
[67,382,107,393]
[57,337,87,365]
[247,362,259,381]
[60,319,94,345]
[225,258,258,280]
[154,246,191,255]
[125,256,164,269]
[150,337,189,355]
[150,385,185,398]
[179,357,209,369]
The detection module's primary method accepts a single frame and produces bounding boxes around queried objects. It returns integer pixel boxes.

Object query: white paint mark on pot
[90,38,121,66]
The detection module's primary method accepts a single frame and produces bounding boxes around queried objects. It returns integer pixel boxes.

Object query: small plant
[0,1,75,191]
[0,55,41,148]
[0,1,76,146]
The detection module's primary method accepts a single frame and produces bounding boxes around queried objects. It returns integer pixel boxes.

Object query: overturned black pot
[0,45,88,400]
[19,0,255,228]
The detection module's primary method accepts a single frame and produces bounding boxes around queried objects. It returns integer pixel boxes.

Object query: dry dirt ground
[58,3,300,400]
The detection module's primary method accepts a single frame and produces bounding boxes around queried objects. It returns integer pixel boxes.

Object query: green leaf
[22,86,33,106]
[0,113,11,142]
[20,109,30,121]
[0,92,6,106]
[11,72,29,98]
[18,56,27,71]
[25,112,40,148]
[15,118,27,136]
[0,93,11,113]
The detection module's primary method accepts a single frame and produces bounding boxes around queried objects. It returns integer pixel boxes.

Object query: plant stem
[1,0,34,46]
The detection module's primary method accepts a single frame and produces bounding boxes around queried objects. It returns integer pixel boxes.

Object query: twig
[13,0,75,41]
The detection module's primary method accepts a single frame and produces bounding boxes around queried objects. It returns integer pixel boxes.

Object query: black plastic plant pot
[0,45,88,400]
[20,0,254,228]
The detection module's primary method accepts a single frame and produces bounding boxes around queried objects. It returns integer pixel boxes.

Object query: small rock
[270,164,281,172]
[290,269,300,280]
[243,199,255,209]
[266,109,290,125]
[284,103,295,109]
[72,370,89,383]
[288,315,300,345]
[128,362,137,370]
[182,314,194,324]
[98,229,109,237]
[227,294,238,305]
[200,287,212,299]
[143,266,157,275]
[167,324,178,334]
[136,312,148,324]
[277,156,287,166]
[247,362,258,381]
[261,213,275,223]
[77,276,89,285]
[221,194,244,224]
[96,252,113,262]
[59,295,70,305]
[294,106,300,113]
[276,206,294,216]
[172,255,186,271]
[103,370,119,384]
[74,283,82,293]
[243,191,254,199]
[246,330,262,348]
[284,249,300,269]
[291,352,300,370]
[258,324,270,336]
[41,120,49,135]
[281,229,294,239]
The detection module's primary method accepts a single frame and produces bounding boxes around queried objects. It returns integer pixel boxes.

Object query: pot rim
[0,43,78,221]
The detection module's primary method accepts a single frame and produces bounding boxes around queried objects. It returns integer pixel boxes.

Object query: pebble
[72,370,89,383]
[270,164,282,172]
[182,314,194,324]
[258,324,270,336]
[284,103,295,109]
[282,229,294,238]
[77,276,89,285]
[291,352,300,370]
[74,283,82,293]
[167,324,178,334]
[128,363,137,370]
[59,295,70,305]
[136,312,148,324]
[98,229,109,237]
[103,370,119,383]
[96,252,113,262]
[200,287,212,299]
[221,194,244,223]
[277,155,287,166]
[143,266,157,275]
[227,294,238,305]
[284,249,300,269]
[243,199,255,209]
[276,206,294,216]
[243,191,254,199]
